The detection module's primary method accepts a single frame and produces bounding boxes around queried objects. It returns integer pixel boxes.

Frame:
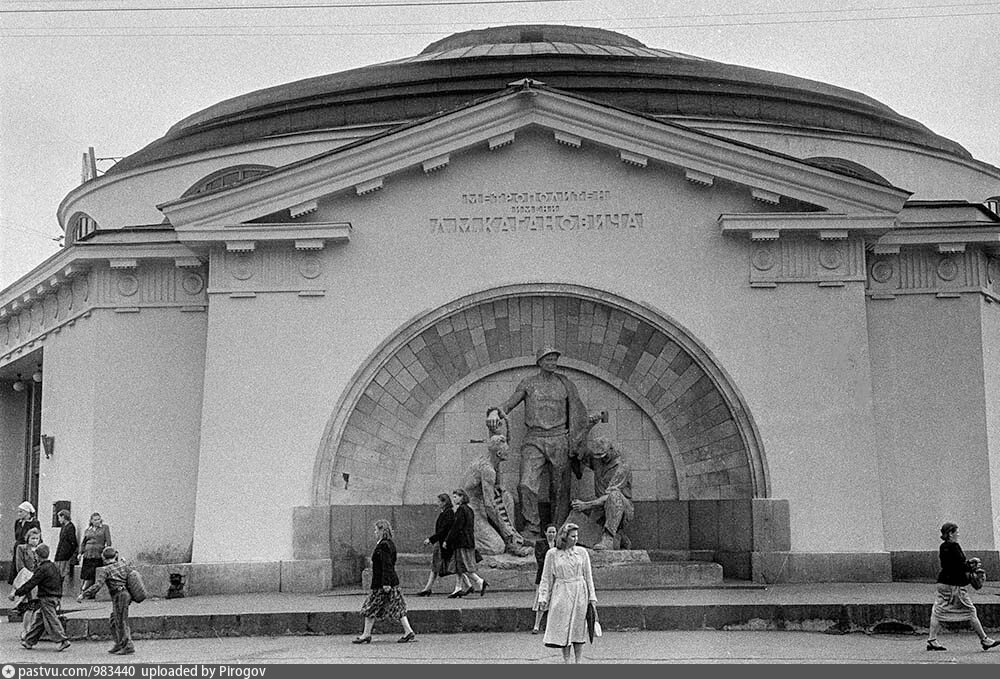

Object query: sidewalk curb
[63,601,1000,641]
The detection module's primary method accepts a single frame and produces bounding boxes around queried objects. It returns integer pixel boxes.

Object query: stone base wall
[293,498,793,582]
[891,550,1000,581]
[752,552,893,583]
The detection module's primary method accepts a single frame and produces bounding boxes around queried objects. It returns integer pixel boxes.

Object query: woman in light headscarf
[8,501,40,586]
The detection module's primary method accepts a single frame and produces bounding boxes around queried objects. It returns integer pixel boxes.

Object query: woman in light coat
[537,522,597,663]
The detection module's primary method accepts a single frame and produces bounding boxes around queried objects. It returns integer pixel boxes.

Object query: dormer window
[67,212,98,246]
[181,164,274,198]
[986,196,1000,217]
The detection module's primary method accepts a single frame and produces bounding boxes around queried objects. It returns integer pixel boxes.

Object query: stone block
[890,551,940,580]
[280,559,332,592]
[658,501,689,550]
[751,498,790,551]
[129,615,165,639]
[715,550,751,580]
[408,607,462,634]
[643,605,704,630]
[307,611,355,635]
[186,561,280,595]
[239,612,309,637]
[206,614,242,637]
[752,552,892,583]
[688,500,719,550]
[461,606,521,633]
[629,502,658,548]
[717,499,752,551]
[332,555,363,587]
[64,618,89,640]
[597,605,644,631]
[161,614,212,639]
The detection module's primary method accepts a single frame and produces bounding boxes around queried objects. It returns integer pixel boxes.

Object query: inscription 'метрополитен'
[431,189,643,234]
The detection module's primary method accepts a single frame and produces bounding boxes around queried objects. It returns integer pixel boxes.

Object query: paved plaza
[1,582,998,663]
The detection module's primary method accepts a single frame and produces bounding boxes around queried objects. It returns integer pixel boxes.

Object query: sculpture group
[462,347,634,555]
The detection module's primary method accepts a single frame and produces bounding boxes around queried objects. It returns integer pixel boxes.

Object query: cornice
[0,242,203,320]
[159,85,911,231]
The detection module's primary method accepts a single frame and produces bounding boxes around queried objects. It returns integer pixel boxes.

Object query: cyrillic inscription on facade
[431,189,643,235]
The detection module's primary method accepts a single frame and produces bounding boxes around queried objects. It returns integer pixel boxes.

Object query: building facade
[3,25,999,587]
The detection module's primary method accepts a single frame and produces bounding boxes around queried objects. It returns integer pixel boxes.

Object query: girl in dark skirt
[417,493,455,596]
[443,489,487,598]
[353,520,417,644]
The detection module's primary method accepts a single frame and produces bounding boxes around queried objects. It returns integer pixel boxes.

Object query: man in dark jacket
[54,509,79,585]
[8,543,70,651]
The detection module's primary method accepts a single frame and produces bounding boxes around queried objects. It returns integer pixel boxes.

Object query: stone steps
[364,551,724,591]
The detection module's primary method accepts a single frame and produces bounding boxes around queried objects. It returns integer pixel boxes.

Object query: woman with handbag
[416,493,455,596]
[353,520,417,644]
[926,522,1000,652]
[536,522,597,663]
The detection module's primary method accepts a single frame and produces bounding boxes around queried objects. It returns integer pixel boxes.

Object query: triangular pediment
[159,81,910,234]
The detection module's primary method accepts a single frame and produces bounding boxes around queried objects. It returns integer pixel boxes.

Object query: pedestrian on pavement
[77,547,135,655]
[443,488,487,598]
[537,522,597,663]
[926,522,1000,652]
[354,519,417,644]
[79,513,112,599]
[54,509,79,587]
[8,543,71,652]
[416,493,455,596]
[8,501,40,585]
[531,524,558,634]
[12,528,42,639]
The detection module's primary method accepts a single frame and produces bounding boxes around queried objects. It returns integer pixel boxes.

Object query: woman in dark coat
[417,493,455,596]
[8,502,41,585]
[532,524,558,633]
[926,522,999,652]
[353,519,417,644]
[443,488,487,598]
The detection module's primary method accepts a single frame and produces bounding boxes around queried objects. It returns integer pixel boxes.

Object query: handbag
[125,569,148,603]
[586,602,600,643]
[969,569,987,590]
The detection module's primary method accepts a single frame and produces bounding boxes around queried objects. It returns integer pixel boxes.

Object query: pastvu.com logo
[3,664,16,678]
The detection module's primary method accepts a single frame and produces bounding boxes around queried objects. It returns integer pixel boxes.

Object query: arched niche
[312,284,768,505]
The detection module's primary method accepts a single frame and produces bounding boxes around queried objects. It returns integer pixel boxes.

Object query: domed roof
[108,24,970,175]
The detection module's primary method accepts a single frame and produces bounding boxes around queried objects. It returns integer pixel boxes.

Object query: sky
[1,0,999,290]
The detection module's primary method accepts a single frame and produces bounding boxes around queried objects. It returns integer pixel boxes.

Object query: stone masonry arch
[312,284,768,505]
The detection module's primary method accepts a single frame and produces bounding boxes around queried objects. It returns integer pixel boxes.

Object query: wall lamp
[32,364,42,383]
[12,374,25,392]
[41,435,54,459]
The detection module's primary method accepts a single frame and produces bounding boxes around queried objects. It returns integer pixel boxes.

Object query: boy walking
[77,547,134,655]
[8,544,71,651]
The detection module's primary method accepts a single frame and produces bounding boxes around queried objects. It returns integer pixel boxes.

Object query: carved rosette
[864,248,1000,298]
[210,244,327,294]
[748,236,864,285]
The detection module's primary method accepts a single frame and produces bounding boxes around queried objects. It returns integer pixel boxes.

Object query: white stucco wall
[981,299,1000,549]
[191,128,887,561]
[867,294,994,550]
[38,307,207,562]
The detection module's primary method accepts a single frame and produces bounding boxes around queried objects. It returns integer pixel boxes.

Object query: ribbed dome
[108,24,970,175]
